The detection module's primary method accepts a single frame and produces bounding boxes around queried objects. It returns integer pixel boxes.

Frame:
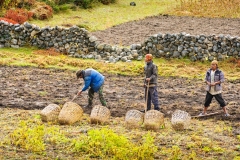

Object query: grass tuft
[172,0,240,18]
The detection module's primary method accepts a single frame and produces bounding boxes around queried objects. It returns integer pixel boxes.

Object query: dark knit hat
[76,70,84,79]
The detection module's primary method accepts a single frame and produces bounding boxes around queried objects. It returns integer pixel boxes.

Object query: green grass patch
[28,0,240,32]
[1,47,240,81]
[29,0,178,31]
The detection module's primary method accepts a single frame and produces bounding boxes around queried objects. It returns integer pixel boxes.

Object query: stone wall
[1,21,240,62]
[140,33,240,62]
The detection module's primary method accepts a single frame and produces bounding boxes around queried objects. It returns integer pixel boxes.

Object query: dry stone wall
[139,33,240,62]
[1,21,240,62]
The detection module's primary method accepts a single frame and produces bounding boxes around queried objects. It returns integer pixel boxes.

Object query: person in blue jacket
[76,68,107,108]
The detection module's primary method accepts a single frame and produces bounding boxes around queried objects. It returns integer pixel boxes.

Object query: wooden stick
[192,112,219,118]
[71,95,78,102]
[145,81,150,113]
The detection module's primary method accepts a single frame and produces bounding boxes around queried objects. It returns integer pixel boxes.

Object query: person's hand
[206,82,211,86]
[146,78,150,82]
[210,82,216,86]
[77,90,82,96]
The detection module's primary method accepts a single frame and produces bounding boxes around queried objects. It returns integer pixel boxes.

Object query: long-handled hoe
[145,81,150,113]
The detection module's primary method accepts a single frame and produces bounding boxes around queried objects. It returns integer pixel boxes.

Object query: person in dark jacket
[143,54,160,112]
[76,68,107,108]
[199,60,230,116]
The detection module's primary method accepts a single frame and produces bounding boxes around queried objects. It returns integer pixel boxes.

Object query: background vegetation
[1,47,240,81]
[173,0,240,18]
[1,0,239,30]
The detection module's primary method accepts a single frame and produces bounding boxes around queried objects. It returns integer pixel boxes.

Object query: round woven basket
[90,105,111,124]
[58,102,83,125]
[144,110,164,131]
[40,103,61,122]
[125,110,144,129]
[171,109,191,131]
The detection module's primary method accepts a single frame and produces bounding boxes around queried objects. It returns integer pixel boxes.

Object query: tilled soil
[1,15,240,121]
[1,66,240,121]
[90,15,240,46]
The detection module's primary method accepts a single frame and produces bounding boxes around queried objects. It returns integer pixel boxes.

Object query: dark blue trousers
[145,86,160,111]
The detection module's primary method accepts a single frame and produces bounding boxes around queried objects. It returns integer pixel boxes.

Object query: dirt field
[91,15,240,46]
[1,15,240,121]
[1,66,240,122]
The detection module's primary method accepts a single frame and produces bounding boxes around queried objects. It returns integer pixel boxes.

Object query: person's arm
[205,71,211,86]
[82,76,91,91]
[206,80,211,85]
[219,71,224,83]
[214,71,224,85]
[144,66,147,85]
[214,81,221,85]
[148,65,157,81]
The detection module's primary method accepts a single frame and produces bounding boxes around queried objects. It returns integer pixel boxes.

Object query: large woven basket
[171,110,191,131]
[144,110,164,131]
[125,110,144,129]
[90,105,111,124]
[40,104,61,122]
[58,102,83,125]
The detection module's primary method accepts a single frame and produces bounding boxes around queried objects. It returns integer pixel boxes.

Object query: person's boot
[140,108,150,113]
[154,106,160,111]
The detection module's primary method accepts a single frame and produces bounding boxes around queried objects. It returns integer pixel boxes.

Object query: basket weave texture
[40,104,61,122]
[171,110,191,131]
[90,105,111,124]
[58,102,83,125]
[144,110,164,131]
[125,109,144,129]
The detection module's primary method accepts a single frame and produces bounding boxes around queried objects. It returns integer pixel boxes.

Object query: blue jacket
[205,68,224,92]
[81,69,104,92]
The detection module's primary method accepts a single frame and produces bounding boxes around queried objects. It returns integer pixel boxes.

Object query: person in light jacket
[199,60,230,116]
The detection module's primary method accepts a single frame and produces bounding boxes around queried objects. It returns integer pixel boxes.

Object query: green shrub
[9,120,45,152]
[74,0,96,9]
[38,0,73,12]
[72,128,157,159]
[98,0,116,5]
[58,0,75,5]
[0,0,18,9]
[17,0,36,10]
[52,4,70,13]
